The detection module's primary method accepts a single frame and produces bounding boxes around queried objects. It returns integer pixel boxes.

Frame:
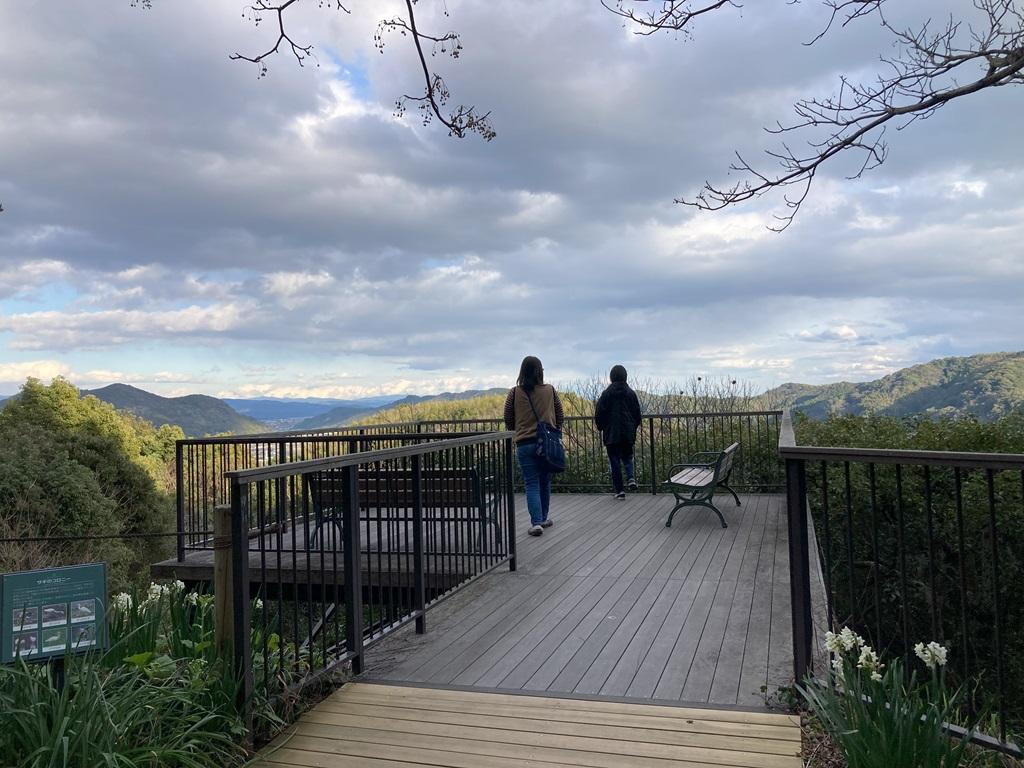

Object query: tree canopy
[0,378,183,587]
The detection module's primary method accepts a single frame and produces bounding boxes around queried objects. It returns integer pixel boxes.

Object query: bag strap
[522,386,544,425]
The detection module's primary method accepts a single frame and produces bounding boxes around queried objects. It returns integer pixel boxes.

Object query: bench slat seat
[669,467,715,487]
[663,442,741,529]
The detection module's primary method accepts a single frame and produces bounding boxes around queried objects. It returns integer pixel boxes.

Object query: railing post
[411,455,426,634]
[786,457,813,683]
[175,441,185,561]
[504,437,517,572]
[342,464,364,674]
[213,504,233,658]
[277,440,288,538]
[228,479,252,733]
[648,418,657,495]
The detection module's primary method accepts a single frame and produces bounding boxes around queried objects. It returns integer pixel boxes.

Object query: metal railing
[780,411,1024,751]
[175,430,484,560]
[175,411,784,560]
[223,432,516,709]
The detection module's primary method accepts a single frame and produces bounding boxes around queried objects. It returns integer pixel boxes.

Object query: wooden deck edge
[356,678,799,719]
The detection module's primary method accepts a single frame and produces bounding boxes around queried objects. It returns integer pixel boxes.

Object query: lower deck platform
[253,682,802,767]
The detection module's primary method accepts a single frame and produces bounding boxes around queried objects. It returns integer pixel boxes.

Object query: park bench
[663,442,741,529]
[304,467,497,550]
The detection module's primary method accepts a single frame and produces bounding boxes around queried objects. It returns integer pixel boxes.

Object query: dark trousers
[606,442,636,493]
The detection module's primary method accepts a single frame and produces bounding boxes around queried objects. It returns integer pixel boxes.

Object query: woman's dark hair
[517,356,544,391]
[610,364,627,383]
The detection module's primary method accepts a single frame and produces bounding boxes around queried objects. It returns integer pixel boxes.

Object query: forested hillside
[85,383,266,436]
[768,351,1024,420]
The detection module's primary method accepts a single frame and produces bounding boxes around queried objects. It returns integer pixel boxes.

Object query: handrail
[226,431,515,484]
[777,410,1024,469]
[177,430,479,446]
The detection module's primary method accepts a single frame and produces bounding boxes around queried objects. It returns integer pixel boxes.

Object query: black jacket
[594,382,642,447]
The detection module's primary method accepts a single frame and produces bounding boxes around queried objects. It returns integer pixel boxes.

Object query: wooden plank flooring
[253,682,802,768]
[363,493,795,707]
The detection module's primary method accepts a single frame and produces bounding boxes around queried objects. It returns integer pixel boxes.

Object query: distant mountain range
[4,353,1021,435]
[293,388,508,429]
[768,351,1024,420]
[83,384,268,437]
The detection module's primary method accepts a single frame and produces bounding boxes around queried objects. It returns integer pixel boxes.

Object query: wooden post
[213,504,233,657]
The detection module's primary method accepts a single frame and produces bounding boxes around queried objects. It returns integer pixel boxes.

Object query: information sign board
[1,563,107,663]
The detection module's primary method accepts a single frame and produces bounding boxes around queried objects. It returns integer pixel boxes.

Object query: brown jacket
[503,384,565,444]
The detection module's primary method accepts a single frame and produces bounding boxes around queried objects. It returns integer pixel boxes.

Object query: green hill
[84,383,267,437]
[767,351,1024,420]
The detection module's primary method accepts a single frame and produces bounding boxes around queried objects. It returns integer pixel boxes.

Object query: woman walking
[594,364,642,499]
[503,356,565,536]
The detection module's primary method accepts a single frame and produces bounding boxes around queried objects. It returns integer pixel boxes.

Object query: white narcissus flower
[871,671,883,682]
[254,598,263,611]
[183,591,199,607]
[838,626,865,652]
[915,641,948,669]
[111,593,133,612]
[825,631,841,653]
[831,655,845,680]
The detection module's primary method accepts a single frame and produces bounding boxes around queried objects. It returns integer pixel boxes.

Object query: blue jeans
[516,442,551,526]
[606,443,636,493]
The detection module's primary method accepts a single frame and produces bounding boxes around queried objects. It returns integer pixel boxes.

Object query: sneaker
[528,524,544,536]
[627,478,638,491]
[614,491,626,500]
[540,519,553,528]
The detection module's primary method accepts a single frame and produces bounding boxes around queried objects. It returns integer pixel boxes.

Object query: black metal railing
[175,430,484,560]
[176,411,784,559]
[420,412,783,493]
[780,411,1024,750]
[224,432,516,708]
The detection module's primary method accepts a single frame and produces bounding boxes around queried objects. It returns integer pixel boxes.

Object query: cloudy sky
[1,1,1022,399]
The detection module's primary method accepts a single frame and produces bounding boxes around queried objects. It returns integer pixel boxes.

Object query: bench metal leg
[665,496,728,529]
[720,482,742,507]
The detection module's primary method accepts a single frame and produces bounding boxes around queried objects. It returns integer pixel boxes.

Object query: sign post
[1,563,108,665]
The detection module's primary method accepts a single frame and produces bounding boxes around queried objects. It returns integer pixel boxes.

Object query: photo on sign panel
[41,603,68,627]
[41,627,68,653]
[70,599,96,623]
[12,607,38,631]
[13,632,38,656]
[71,623,96,648]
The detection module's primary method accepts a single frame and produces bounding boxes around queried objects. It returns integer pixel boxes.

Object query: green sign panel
[1,563,107,663]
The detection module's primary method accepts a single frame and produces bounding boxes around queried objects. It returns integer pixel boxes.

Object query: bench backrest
[715,443,739,480]
[305,467,482,511]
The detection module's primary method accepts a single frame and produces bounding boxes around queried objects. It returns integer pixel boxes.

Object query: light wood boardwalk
[362,492,796,708]
[253,682,802,768]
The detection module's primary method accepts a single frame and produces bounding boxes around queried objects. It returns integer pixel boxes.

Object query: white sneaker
[540,519,553,528]
[627,479,638,491]
[614,491,626,500]
[528,524,544,536]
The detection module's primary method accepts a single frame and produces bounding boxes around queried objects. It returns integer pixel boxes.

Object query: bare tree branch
[612,0,1024,230]
[377,1,495,140]
[603,0,743,37]
[135,0,493,140]
[228,1,351,76]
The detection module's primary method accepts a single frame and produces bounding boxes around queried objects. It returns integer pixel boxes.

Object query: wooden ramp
[252,682,802,768]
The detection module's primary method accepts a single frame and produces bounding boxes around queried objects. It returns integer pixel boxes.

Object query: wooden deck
[253,682,802,768]
[363,492,796,708]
